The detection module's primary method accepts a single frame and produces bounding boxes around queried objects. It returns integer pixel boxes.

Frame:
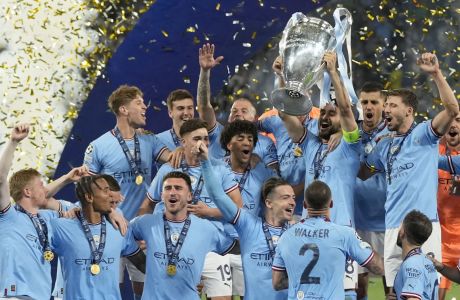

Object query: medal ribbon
[180,160,204,204]
[163,215,191,268]
[386,122,417,185]
[262,219,287,260]
[112,127,142,179]
[16,205,51,255]
[404,247,422,261]
[77,211,107,265]
[170,129,181,147]
[313,144,328,180]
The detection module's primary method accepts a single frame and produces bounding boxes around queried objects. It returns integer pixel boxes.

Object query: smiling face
[318,103,341,141]
[227,133,254,166]
[162,178,192,218]
[169,98,195,130]
[122,95,147,129]
[265,184,296,223]
[360,91,385,131]
[90,178,114,214]
[445,113,460,148]
[384,95,413,133]
[228,99,256,122]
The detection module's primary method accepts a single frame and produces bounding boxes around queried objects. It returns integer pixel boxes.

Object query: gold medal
[166,264,177,276]
[43,250,54,262]
[90,264,101,275]
[293,146,303,157]
[135,175,143,185]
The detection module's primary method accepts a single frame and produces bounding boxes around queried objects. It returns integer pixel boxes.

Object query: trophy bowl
[271,15,336,116]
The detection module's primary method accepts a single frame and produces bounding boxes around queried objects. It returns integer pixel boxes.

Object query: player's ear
[265,198,272,209]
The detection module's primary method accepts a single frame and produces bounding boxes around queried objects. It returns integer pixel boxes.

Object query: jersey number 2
[299,243,320,284]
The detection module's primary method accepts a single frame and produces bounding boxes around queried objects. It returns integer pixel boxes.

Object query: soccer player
[196,43,278,169]
[198,140,293,300]
[220,120,277,216]
[435,113,460,299]
[280,51,362,297]
[49,175,145,300]
[271,181,384,300]
[393,210,439,300]
[142,118,241,300]
[354,82,390,299]
[360,52,459,289]
[156,89,195,151]
[0,124,86,299]
[83,84,173,298]
[131,171,236,300]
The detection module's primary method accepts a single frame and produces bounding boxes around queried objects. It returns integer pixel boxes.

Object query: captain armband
[342,127,360,143]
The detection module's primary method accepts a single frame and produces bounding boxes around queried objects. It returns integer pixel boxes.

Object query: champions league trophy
[271,8,353,116]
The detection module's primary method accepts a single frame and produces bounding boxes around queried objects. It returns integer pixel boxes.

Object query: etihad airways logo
[154,252,195,266]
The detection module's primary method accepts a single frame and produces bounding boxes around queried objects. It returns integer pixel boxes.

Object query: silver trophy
[271,10,351,116]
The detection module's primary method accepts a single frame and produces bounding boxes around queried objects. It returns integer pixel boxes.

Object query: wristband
[342,127,360,143]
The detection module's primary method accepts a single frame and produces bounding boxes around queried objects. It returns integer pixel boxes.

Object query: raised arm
[323,51,357,133]
[197,142,238,222]
[0,124,30,211]
[420,53,459,135]
[279,111,306,143]
[197,43,223,130]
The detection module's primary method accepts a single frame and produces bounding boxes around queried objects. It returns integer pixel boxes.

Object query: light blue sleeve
[201,159,238,223]
[344,228,374,267]
[148,134,168,162]
[399,261,425,299]
[83,142,102,174]
[258,116,278,134]
[121,226,141,257]
[438,155,459,174]
[272,236,286,271]
[130,216,144,241]
[147,166,167,202]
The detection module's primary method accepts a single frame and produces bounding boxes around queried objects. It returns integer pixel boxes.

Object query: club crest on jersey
[190,176,197,185]
[272,235,280,245]
[85,144,93,154]
[93,235,100,246]
[364,142,373,154]
[171,232,180,244]
[297,290,304,300]
[390,145,400,154]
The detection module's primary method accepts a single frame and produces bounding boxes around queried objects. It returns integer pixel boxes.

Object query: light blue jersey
[156,129,180,151]
[131,213,235,300]
[366,121,440,229]
[52,200,79,298]
[272,217,374,300]
[259,116,318,216]
[147,161,238,209]
[202,159,288,300]
[393,248,438,300]
[49,216,140,300]
[209,122,278,167]
[354,122,389,232]
[223,160,277,216]
[0,204,57,299]
[299,130,361,226]
[83,130,167,220]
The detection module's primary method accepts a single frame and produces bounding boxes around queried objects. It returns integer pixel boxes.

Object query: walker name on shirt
[295,228,330,239]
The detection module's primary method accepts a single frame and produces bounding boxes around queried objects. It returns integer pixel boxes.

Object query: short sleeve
[49,218,61,254]
[130,216,144,241]
[344,229,374,267]
[0,203,16,222]
[218,164,239,194]
[261,137,279,167]
[148,134,168,162]
[83,142,101,174]
[298,128,319,153]
[272,238,286,271]
[399,263,425,299]
[122,226,141,257]
[146,166,167,202]
[231,209,257,241]
[214,226,236,255]
[258,116,279,134]
[417,120,442,145]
